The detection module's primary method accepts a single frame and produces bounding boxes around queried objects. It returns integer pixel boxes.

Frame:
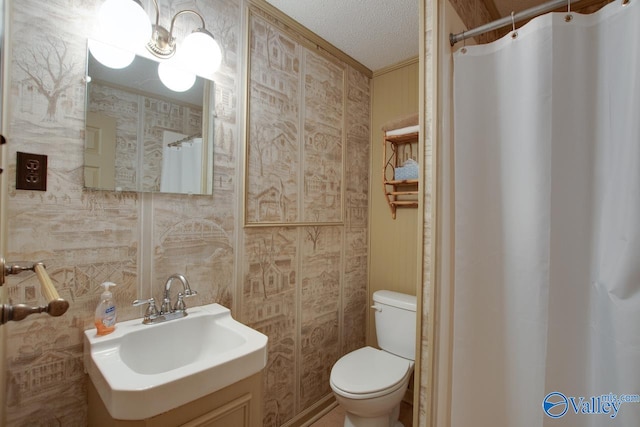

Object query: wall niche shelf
[382,117,419,219]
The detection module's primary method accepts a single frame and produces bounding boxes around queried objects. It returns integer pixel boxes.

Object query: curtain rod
[167,133,202,148]
[450,0,580,46]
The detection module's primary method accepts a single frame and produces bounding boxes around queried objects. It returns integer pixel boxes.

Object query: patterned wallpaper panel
[242,5,370,425]
[3,0,370,426]
[246,8,346,225]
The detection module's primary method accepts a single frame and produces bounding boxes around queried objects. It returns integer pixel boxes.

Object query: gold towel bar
[0,258,70,325]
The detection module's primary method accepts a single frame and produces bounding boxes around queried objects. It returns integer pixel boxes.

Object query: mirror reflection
[84,41,215,195]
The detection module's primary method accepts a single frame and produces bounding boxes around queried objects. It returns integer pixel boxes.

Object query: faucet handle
[132,297,159,321]
[132,297,155,307]
[183,289,198,297]
[174,293,187,312]
[160,297,172,315]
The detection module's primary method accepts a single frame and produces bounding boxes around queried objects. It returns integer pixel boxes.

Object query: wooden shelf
[384,179,419,186]
[386,190,419,196]
[382,131,419,219]
[384,131,419,145]
[389,200,419,206]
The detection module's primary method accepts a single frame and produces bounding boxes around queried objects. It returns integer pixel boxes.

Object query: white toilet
[330,290,416,427]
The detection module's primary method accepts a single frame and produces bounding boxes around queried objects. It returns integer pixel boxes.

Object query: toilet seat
[330,346,413,400]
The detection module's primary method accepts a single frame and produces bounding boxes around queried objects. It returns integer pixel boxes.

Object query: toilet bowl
[330,290,416,427]
[330,346,413,427]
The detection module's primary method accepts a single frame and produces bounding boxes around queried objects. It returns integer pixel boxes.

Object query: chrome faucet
[132,273,197,325]
[161,273,197,314]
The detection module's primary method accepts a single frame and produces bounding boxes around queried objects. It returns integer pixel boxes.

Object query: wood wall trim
[373,57,419,78]
[481,0,501,20]
[558,0,612,13]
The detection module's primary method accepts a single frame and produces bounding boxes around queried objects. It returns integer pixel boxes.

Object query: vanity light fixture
[91,0,151,69]
[95,0,222,91]
[157,61,197,92]
[88,39,137,70]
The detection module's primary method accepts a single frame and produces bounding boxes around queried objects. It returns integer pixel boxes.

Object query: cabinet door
[181,394,252,427]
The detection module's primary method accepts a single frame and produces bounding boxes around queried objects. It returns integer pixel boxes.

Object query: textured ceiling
[264,0,420,72]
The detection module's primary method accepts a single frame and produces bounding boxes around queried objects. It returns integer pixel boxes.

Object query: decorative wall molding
[373,56,419,78]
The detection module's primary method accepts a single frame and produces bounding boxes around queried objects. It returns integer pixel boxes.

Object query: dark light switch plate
[16,151,47,191]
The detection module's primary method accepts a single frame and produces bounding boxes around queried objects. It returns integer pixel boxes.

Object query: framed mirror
[84,40,215,195]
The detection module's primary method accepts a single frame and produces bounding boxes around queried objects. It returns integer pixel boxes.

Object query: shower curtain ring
[461,31,467,53]
[565,0,573,21]
[511,11,518,39]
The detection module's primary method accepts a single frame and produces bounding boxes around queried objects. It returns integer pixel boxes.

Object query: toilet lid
[330,347,412,395]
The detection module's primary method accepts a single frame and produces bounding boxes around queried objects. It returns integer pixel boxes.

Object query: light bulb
[99,0,151,47]
[180,30,222,77]
[158,61,196,92]
[88,39,135,69]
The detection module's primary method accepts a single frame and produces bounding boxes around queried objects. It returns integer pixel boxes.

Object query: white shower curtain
[452,1,640,426]
[160,135,203,194]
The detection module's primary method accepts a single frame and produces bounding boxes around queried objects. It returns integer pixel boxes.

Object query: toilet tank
[373,290,417,360]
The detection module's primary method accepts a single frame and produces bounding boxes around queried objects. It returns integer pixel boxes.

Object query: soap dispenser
[94,282,117,336]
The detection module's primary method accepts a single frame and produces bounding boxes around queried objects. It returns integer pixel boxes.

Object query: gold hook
[511,11,518,39]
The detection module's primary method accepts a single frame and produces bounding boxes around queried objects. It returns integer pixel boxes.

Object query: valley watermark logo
[543,391,640,419]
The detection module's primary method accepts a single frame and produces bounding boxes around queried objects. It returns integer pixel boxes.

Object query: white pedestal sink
[84,303,268,420]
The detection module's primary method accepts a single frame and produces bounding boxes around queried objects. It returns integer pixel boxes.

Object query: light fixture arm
[146,5,211,59]
[150,0,160,27]
[168,9,207,38]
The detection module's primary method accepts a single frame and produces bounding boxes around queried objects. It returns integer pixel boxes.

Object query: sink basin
[84,303,268,420]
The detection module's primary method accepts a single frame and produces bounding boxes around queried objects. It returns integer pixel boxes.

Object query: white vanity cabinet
[87,371,264,427]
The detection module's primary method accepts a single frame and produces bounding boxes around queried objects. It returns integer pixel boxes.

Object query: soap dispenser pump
[95,282,117,336]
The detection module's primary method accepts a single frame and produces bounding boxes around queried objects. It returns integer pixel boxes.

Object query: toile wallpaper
[246,7,350,225]
[2,0,370,426]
